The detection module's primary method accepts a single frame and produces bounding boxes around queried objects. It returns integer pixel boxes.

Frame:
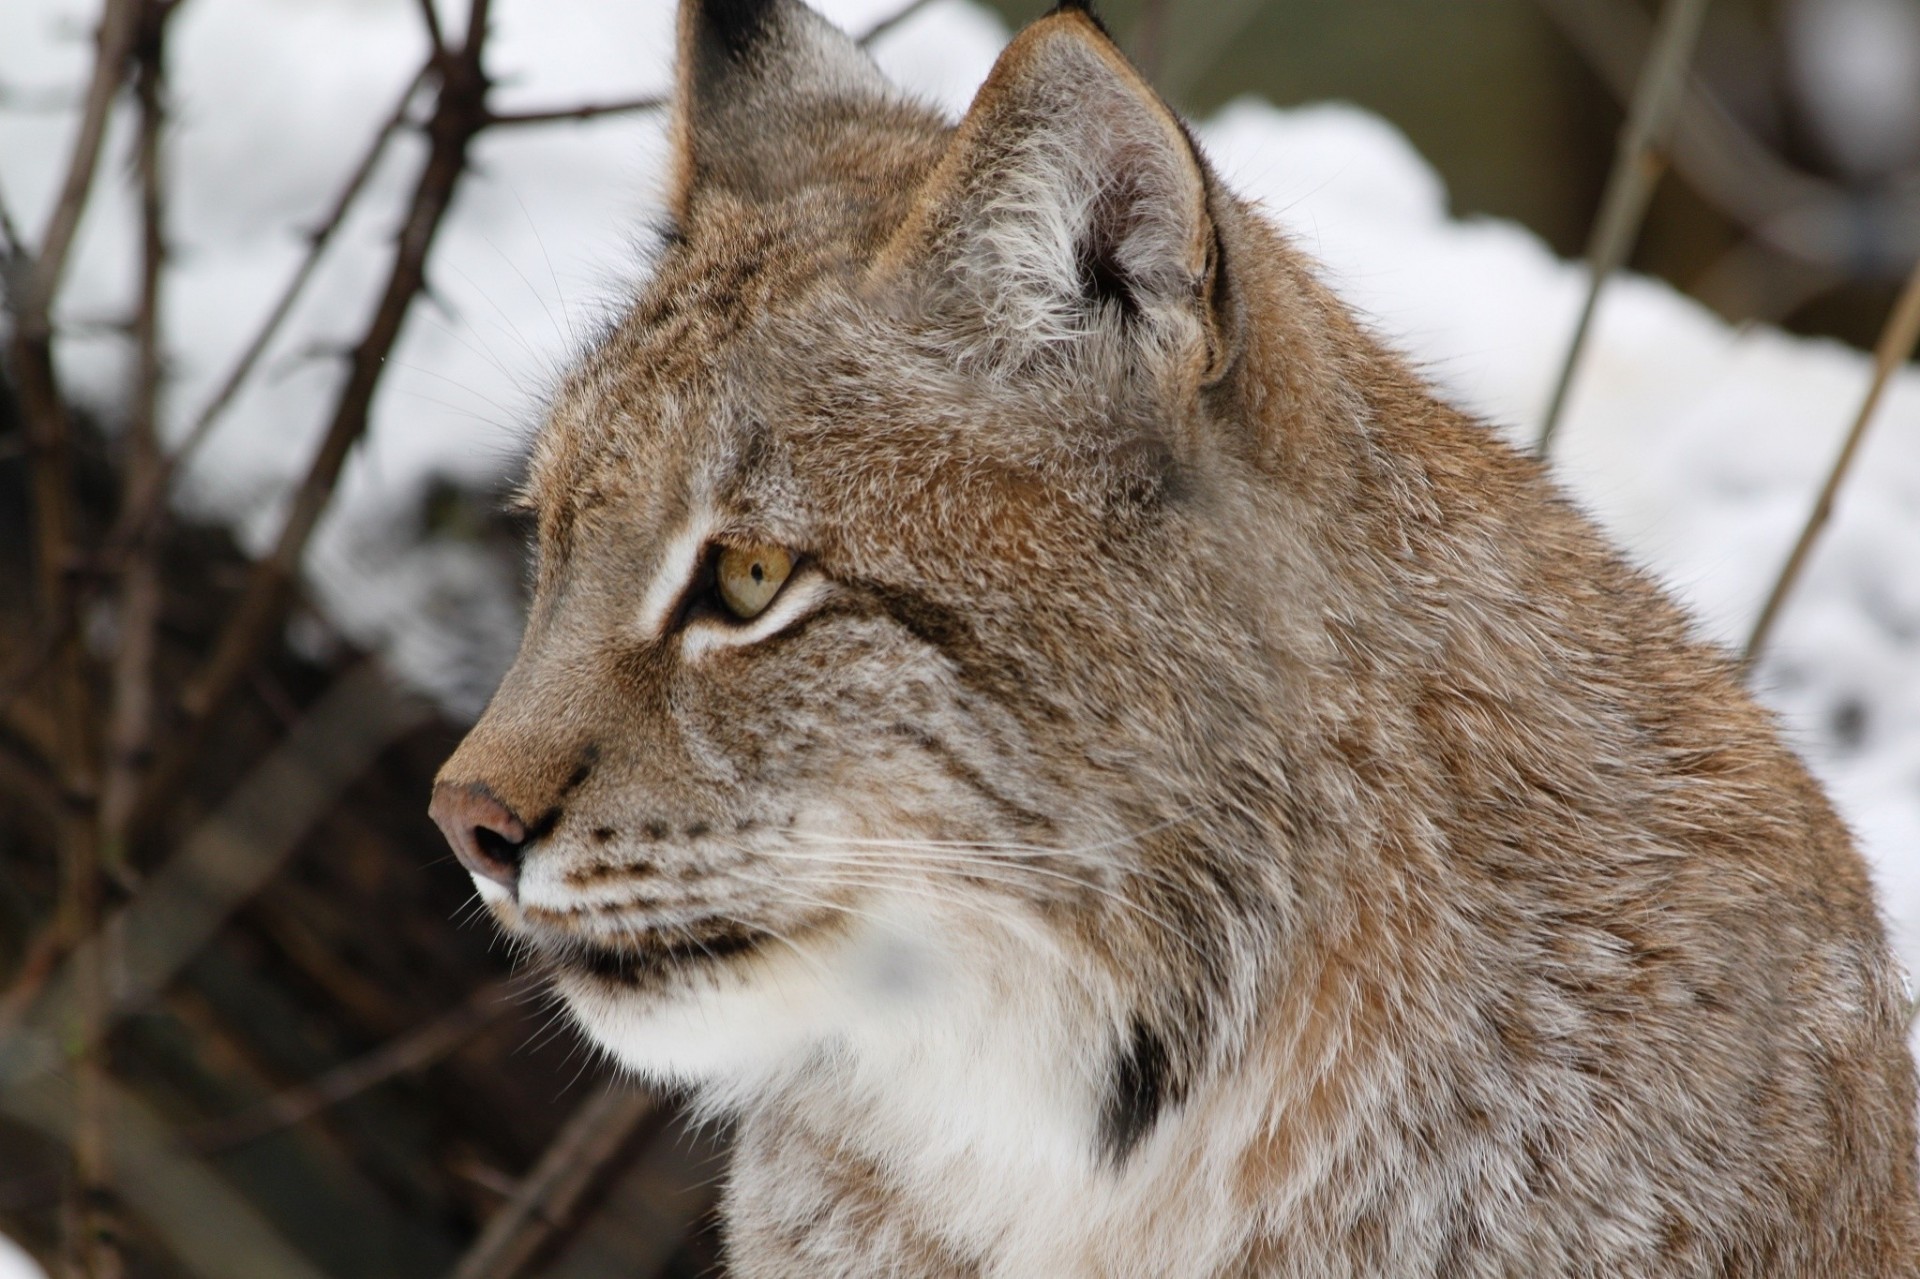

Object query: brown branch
[127,20,496,841]
[21,0,142,321]
[482,0,930,130]
[483,94,663,127]
[415,0,447,53]
[188,978,521,1154]
[100,0,175,859]
[447,1086,656,1279]
[1530,0,1920,279]
[0,662,433,1089]
[1742,256,1920,671]
[152,64,429,493]
[1534,0,1712,457]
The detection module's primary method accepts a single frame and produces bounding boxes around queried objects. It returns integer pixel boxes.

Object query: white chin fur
[469,873,512,906]
[556,892,1080,1109]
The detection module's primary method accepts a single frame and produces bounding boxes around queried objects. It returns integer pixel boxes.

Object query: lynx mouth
[530,916,778,989]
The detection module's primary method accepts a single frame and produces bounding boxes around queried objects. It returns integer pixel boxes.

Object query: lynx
[429,1,1920,1273]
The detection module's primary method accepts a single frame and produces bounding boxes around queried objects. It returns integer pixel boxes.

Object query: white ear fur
[913,17,1218,365]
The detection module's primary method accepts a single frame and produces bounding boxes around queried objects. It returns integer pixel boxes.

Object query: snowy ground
[2,0,1917,1144]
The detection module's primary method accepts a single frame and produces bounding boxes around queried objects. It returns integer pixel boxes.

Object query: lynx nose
[430,783,528,892]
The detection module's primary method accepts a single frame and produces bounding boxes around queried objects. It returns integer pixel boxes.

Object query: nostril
[472,824,525,874]
[430,782,530,893]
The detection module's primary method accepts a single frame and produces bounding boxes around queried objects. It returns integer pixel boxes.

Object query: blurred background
[2,0,1917,1275]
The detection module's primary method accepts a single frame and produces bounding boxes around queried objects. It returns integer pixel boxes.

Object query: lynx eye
[715,543,794,620]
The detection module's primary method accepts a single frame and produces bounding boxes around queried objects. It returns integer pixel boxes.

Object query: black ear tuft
[695,0,778,61]
[1045,0,1113,37]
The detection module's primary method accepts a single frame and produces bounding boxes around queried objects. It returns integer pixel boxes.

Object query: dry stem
[448,1086,656,1279]
[188,979,520,1154]
[1742,258,1920,670]
[1534,0,1712,457]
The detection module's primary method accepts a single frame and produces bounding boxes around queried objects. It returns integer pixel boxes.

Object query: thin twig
[1742,257,1920,671]
[484,94,662,128]
[1530,0,1920,282]
[100,0,175,863]
[1534,0,1712,457]
[188,979,521,1154]
[447,1087,656,1279]
[0,662,432,1090]
[0,915,70,1033]
[21,0,143,323]
[482,0,930,129]
[414,0,446,53]
[158,63,429,489]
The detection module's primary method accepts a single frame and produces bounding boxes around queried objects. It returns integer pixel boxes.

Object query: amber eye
[714,543,794,620]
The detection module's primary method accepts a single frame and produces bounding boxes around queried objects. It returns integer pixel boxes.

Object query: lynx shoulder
[430,1,1920,1273]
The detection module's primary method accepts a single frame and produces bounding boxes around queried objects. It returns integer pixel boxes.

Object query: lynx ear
[671,0,897,215]
[888,9,1229,379]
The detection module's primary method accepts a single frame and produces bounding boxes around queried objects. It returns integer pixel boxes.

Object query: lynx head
[432,0,1375,1139]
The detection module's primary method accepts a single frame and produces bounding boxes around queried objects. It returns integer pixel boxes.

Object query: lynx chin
[430,1,1920,1273]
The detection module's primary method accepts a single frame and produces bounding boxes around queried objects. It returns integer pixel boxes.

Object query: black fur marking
[566,923,769,987]
[697,0,779,62]
[1046,0,1110,34]
[887,723,1054,834]
[1100,1016,1174,1163]
[560,744,600,797]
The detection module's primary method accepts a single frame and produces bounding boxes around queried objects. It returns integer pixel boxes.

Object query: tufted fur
[432,1,1920,1273]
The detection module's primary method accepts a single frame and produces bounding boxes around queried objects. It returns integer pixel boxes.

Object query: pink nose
[429,782,528,891]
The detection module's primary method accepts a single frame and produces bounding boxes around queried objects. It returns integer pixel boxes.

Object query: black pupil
[750,563,764,582]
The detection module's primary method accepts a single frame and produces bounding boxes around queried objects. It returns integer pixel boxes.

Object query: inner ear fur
[671,0,916,217]
[880,10,1233,382]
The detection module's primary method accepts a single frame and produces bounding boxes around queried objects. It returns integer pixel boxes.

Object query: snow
[2,0,1917,1023]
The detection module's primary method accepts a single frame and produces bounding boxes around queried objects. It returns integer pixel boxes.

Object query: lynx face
[433,1,1265,1114]
[433,1,1920,1273]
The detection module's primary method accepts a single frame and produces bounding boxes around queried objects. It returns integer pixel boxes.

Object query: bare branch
[415,0,446,53]
[1534,0,1712,457]
[1,663,432,1090]
[448,1087,656,1279]
[128,25,495,839]
[1742,257,1920,671]
[1530,0,1920,280]
[483,93,662,128]
[2,1073,333,1279]
[188,978,521,1154]
[159,64,428,489]
[483,0,931,130]
[100,0,176,856]
[21,0,143,322]
[0,182,21,258]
